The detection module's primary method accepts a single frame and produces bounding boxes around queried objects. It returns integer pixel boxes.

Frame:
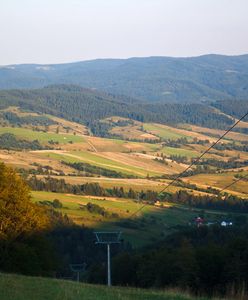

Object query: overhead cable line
[130,111,248,218]
[217,173,248,195]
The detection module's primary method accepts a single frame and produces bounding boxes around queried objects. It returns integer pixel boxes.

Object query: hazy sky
[0,0,247,65]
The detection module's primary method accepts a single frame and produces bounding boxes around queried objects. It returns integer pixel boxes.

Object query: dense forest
[97,226,248,297]
[1,55,248,103]
[211,99,248,122]
[0,85,238,131]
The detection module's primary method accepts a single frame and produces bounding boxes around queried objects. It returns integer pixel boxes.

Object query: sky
[0,0,247,65]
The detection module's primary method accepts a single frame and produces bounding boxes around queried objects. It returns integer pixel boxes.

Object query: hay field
[182,172,248,197]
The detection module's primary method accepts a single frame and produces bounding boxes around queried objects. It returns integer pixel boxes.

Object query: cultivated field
[183,172,248,197]
[1,108,248,220]
[187,124,248,142]
[35,150,185,177]
[143,123,189,140]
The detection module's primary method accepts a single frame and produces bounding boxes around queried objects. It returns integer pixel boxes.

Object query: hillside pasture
[85,136,160,153]
[32,190,228,246]
[143,123,188,140]
[36,150,179,177]
[93,151,186,175]
[0,149,76,174]
[161,146,198,159]
[0,127,84,144]
[45,114,88,135]
[110,124,159,141]
[0,273,209,300]
[188,125,248,142]
[182,172,248,197]
[35,175,189,195]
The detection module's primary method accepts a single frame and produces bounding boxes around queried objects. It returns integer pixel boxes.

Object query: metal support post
[107,243,111,286]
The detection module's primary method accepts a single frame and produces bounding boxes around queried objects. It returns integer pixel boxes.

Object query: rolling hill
[0,85,238,131]
[0,54,248,102]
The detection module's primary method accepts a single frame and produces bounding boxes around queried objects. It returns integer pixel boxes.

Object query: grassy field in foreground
[0,273,210,300]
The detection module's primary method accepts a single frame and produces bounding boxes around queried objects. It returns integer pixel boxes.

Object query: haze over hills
[1,54,248,102]
[1,61,248,299]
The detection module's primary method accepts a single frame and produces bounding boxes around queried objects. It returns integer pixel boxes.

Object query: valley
[1,0,248,297]
[0,68,248,299]
[1,99,248,246]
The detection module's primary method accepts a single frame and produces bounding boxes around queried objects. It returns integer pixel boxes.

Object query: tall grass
[0,273,212,300]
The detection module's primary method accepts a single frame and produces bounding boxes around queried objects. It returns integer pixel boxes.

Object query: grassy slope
[188,124,248,142]
[1,110,248,197]
[0,273,209,300]
[143,123,188,140]
[86,136,160,152]
[161,147,198,158]
[31,191,225,247]
[35,176,177,192]
[183,172,248,196]
[110,125,159,141]
[0,127,84,144]
[38,151,164,177]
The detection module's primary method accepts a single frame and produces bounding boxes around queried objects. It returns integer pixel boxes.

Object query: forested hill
[0,85,239,129]
[0,54,248,102]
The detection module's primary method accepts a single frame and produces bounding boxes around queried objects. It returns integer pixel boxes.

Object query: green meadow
[0,127,84,144]
[143,123,189,140]
[161,146,198,158]
[0,273,210,300]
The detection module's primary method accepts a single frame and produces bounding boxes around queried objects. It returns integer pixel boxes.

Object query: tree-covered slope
[0,54,248,102]
[0,85,235,130]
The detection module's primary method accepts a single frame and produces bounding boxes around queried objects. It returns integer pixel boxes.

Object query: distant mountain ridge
[0,54,248,103]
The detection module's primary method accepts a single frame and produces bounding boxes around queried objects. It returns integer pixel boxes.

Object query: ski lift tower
[94,231,122,287]
[69,263,87,282]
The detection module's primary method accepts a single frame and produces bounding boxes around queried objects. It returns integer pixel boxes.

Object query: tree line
[0,85,236,134]
[89,226,248,297]
[26,175,158,202]
[26,175,248,213]
[62,161,137,178]
[0,133,45,151]
[0,111,55,127]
